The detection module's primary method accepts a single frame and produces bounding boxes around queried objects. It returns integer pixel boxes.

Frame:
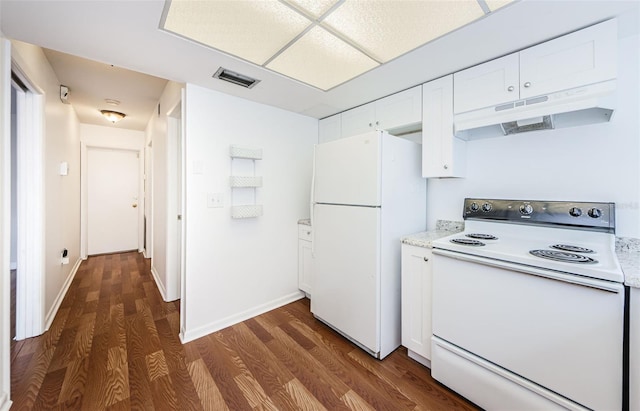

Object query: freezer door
[313,131,381,207]
[311,204,381,354]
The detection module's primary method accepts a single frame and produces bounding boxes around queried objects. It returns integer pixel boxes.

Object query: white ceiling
[1,0,638,130]
[42,48,168,131]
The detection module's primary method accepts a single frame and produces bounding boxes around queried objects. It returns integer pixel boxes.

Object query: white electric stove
[431,198,628,411]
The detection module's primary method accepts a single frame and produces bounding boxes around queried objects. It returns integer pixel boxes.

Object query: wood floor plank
[11,252,480,411]
[187,358,230,411]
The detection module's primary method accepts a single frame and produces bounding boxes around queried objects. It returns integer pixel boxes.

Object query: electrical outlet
[207,193,224,208]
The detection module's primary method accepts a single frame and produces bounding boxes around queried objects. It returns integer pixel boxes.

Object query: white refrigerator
[311,130,426,359]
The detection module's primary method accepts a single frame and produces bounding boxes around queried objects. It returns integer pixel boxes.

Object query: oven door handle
[432,249,622,294]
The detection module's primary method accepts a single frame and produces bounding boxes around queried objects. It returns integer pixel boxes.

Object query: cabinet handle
[524,82,531,88]
[375,121,379,126]
[423,257,429,262]
[507,86,514,92]
[368,122,372,127]
[443,164,449,170]
[306,231,311,235]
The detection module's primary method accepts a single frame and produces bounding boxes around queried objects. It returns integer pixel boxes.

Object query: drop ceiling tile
[163,0,312,65]
[266,26,379,90]
[322,0,485,62]
[485,0,515,12]
[283,0,340,19]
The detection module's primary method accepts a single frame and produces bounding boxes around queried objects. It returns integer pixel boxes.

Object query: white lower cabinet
[298,224,312,295]
[631,287,640,410]
[401,244,433,367]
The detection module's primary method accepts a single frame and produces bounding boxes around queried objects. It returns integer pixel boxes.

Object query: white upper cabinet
[422,75,465,178]
[518,19,616,99]
[454,19,617,114]
[318,114,342,144]
[341,102,376,137]
[341,85,422,138]
[375,86,422,133]
[453,53,519,114]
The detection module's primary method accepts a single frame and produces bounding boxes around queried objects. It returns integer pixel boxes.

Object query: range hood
[454,80,616,139]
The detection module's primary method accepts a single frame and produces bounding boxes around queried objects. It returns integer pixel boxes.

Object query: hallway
[10,252,477,410]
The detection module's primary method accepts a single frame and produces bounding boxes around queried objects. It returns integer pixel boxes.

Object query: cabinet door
[422,75,465,178]
[318,114,342,144]
[298,239,312,294]
[341,102,375,137]
[375,85,422,133]
[519,19,617,99]
[453,53,519,113]
[401,245,433,361]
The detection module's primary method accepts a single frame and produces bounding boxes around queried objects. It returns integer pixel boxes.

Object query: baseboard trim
[0,391,12,411]
[180,291,305,344]
[150,266,168,301]
[44,258,82,332]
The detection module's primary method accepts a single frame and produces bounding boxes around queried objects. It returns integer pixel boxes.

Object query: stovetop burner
[550,244,595,253]
[451,238,485,246]
[466,233,498,240]
[529,249,598,264]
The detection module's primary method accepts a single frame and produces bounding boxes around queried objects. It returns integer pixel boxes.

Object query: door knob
[524,82,531,88]
[132,204,138,208]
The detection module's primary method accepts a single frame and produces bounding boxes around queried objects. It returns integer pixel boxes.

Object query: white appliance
[454,80,616,138]
[310,130,426,359]
[431,198,627,411]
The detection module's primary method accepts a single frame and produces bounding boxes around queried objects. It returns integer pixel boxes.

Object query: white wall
[81,123,144,149]
[182,84,317,342]
[145,81,182,301]
[11,40,82,328]
[426,33,640,239]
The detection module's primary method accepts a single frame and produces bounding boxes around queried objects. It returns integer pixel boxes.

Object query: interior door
[87,147,139,255]
[311,203,380,354]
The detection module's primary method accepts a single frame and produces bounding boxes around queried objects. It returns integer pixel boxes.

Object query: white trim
[142,249,150,259]
[9,262,15,270]
[81,143,144,258]
[0,391,12,411]
[43,257,82,331]
[150,265,168,302]
[13,78,45,341]
[179,291,305,343]
[1,37,13,411]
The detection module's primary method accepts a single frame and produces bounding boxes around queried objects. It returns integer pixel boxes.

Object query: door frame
[164,97,183,302]
[81,143,144,258]
[11,62,46,341]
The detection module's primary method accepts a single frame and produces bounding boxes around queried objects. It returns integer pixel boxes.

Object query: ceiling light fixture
[161,0,515,91]
[100,109,126,123]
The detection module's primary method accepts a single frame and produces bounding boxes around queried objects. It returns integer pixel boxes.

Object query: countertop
[617,237,640,288]
[402,223,639,289]
[401,220,464,249]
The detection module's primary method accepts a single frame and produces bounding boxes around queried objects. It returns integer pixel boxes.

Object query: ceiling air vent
[213,67,260,89]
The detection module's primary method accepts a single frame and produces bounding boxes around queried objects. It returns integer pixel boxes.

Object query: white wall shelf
[229,145,262,219]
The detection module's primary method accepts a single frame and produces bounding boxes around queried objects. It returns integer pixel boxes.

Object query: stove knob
[482,203,492,212]
[569,207,582,217]
[469,202,479,212]
[519,204,533,215]
[588,208,602,218]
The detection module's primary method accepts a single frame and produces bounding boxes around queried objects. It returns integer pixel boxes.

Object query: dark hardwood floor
[10,251,479,410]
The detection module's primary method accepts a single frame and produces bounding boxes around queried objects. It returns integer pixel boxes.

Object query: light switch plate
[207,193,224,208]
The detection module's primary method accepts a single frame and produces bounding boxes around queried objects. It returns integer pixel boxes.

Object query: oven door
[431,249,624,411]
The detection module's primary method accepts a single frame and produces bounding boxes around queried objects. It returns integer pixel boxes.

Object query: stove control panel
[463,198,615,232]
